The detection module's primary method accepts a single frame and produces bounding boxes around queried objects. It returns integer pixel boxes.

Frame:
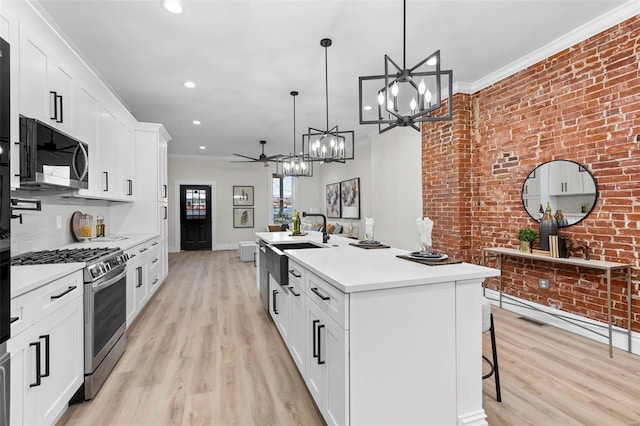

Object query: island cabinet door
[288,279,306,374]
[306,297,349,426]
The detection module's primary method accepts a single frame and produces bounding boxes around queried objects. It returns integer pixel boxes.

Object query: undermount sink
[270,242,326,250]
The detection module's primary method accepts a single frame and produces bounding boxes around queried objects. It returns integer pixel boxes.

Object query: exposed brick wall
[422,16,640,332]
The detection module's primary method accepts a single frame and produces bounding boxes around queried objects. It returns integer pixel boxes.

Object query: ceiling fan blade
[230,159,259,163]
[265,154,284,160]
[232,153,259,161]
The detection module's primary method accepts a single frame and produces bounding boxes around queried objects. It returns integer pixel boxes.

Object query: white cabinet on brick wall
[548,161,584,195]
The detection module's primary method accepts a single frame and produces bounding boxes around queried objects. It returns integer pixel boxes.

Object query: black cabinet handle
[163,184,167,198]
[312,319,319,359]
[272,290,279,314]
[103,171,109,192]
[310,287,330,301]
[127,179,133,196]
[289,286,300,297]
[164,206,168,220]
[317,324,325,365]
[136,267,143,288]
[49,91,58,120]
[289,269,302,278]
[152,279,159,285]
[50,286,76,300]
[40,335,50,378]
[30,341,42,387]
[152,258,159,264]
[253,252,257,267]
[10,316,19,324]
[140,247,148,253]
[152,242,159,246]
[57,94,63,123]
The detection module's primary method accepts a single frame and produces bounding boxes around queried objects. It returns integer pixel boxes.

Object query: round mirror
[521,160,598,227]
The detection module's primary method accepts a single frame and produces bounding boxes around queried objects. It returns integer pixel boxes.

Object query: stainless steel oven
[84,264,126,399]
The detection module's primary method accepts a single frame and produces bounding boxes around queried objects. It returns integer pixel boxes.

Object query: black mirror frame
[521,159,598,228]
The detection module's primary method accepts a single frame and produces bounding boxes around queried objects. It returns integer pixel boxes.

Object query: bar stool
[482,297,502,402]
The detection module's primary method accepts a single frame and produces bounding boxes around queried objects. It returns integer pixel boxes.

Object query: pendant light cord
[324,44,329,131]
[293,94,296,153]
[403,0,406,69]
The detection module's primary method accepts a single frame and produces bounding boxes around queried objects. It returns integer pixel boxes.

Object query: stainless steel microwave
[19,116,89,189]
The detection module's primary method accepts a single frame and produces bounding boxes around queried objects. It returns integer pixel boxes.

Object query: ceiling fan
[231,140,282,167]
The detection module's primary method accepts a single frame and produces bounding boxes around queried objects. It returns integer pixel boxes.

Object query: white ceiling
[36,0,630,159]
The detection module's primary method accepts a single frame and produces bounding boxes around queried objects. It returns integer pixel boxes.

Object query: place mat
[349,242,391,249]
[396,254,463,266]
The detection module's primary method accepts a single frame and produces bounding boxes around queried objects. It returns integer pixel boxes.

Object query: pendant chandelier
[358,0,453,133]
[302,38,354,163]
[277,91,313,177]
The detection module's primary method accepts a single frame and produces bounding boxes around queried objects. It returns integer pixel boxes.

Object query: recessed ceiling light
[363,105,372,111]
[183,81,196,88]
[162,0,183,14]
[192,120,201,125]
[199,146,206,150]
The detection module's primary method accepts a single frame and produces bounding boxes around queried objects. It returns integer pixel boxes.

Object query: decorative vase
[520,241,531,253]
[539,202,558,251]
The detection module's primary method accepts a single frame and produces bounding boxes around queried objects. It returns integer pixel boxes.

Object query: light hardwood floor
[59,250,640,425]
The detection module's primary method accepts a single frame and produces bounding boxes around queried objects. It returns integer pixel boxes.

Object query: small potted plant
[517,227,537,253]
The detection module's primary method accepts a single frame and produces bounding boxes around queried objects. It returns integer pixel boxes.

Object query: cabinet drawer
[307,271,349,329]
[147,246,161,269]
[33,270,83,323]
[287,259,305,292]
[148,265,161,290]
[10,291,35,337]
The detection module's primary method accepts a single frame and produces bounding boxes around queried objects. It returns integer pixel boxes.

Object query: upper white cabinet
[548,161,590,195]
[158,138,168,201]
[117,120,136,201]
[98,106,117,198]
[19,23,74,135]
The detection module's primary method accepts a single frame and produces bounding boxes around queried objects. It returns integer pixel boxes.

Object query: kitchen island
[256,232,500,426]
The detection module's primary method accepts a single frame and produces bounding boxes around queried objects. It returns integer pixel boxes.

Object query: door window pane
[186,189,207,219]
[272,175,293,222]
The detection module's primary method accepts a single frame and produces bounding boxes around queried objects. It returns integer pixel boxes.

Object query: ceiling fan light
[162,0,183,14]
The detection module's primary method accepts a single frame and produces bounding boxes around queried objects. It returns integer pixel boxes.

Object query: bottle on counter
[539,202,558,251]
[292,210,300,235]
[96,215,105,237]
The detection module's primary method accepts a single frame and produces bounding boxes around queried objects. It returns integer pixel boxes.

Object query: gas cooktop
[11,247,130,282]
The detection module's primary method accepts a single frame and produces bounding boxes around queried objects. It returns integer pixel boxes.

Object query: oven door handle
[92,267,127,292]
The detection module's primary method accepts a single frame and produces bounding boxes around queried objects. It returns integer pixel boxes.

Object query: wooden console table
[482,247,632,358]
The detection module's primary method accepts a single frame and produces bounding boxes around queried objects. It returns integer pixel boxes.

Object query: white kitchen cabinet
[158,138,168,202]
[268,276,291,344]
[8,270,84,426]
[158,203,168,280]
[18,23,73,135]
[582,168,596,194]
[98,106,117,198]
[288,278,306,373]
[74,78,101,198]
[117,120,136,201]
[522,170,540,196]
[548,161,584,195]
[124,238,163,327]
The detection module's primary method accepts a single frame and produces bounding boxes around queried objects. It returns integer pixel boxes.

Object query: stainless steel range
[12,247,129,399]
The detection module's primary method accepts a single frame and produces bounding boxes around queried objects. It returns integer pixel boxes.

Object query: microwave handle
[72,143,89,182]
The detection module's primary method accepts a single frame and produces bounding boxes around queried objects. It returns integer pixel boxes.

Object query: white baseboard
[168,245,179,253]
[484,289,639,356]
[458,409,487,426]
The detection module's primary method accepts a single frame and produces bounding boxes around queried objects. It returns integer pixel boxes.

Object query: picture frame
[340,177,360,219]
[326,182,341,218]
[233,208,254,228]
[233,185,254,206]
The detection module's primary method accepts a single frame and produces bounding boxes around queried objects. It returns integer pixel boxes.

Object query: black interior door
[180,185,212,251]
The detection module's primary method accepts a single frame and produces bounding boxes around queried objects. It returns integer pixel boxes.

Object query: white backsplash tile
[11,191,112,255]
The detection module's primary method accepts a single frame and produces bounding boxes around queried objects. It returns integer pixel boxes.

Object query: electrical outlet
[56,215,62,229]
[539,278,550,289]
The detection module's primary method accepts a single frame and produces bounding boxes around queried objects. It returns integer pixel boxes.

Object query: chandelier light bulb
[301,162,306,170]
[418,79,426,95]
[425,88,433,102]
[377,92,385,105]
[410,97,417,112]
[330,138,336,148]
[387,99,394,110]
[339,140,344,149]
[391,82,399,97]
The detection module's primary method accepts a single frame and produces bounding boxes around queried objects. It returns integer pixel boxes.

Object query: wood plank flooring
[58,250,640,425]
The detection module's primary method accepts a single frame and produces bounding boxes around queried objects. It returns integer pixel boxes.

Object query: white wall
[166,127,422,251]
[167,155,273,250]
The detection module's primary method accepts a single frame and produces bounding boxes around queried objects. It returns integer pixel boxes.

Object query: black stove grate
[11,247,121,266]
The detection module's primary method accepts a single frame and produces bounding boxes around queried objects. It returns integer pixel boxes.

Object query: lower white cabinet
[268,275,291,344]
[9,270,84,425]
[125,238,163,327]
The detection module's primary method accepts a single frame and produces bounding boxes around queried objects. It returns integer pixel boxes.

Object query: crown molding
[457,0,639,95]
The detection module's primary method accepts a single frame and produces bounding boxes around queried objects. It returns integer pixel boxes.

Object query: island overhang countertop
[256,232,500,293]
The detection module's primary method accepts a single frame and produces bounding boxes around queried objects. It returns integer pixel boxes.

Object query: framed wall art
[326,182,341,218]
[233,207,254,228]
[340,177,360,219]
[233,185,254,206]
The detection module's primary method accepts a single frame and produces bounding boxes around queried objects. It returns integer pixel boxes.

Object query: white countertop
[257,232,500,293]
[58,233,159,251]
[11,263,85,298]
